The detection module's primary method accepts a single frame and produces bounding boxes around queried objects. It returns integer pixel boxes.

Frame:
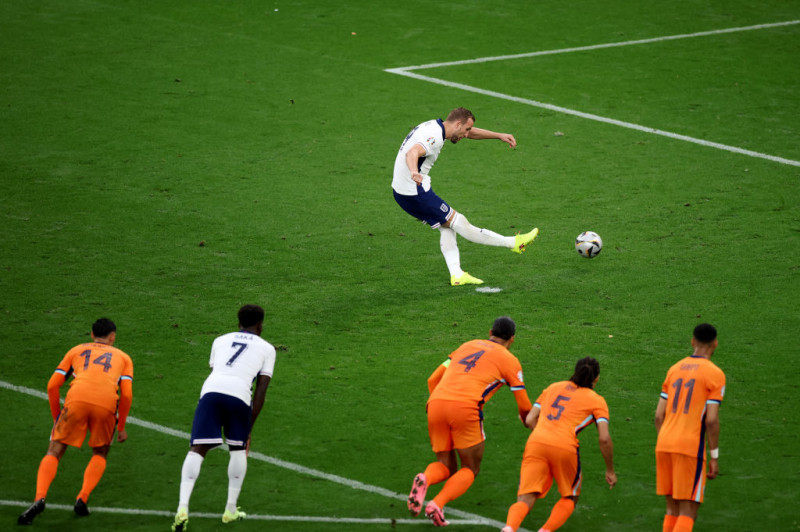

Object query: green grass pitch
[1,1,798,530]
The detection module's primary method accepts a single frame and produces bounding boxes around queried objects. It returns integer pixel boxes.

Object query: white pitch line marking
[385,20,800,168]
[0,499,486,525]
[1,380,511,529]
[388,20,800,71]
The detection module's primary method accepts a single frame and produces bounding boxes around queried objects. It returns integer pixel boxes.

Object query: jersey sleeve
[427,360,448,394]
[533,384,551,409]
[659,368,672,400]
[208,340,217,368]
[502,355,526,391]
[706,367,726,404]
[260,344,276,377]
[593,394,610,424]
[55,346,80,378]
[120,352,134,383]
[411,123,438,156]
[47,371,66,420]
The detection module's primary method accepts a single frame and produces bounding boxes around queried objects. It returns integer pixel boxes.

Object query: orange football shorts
[51,400,116,448]
[656,451,706,503]
[427,399,485,452]
[518,441,582,498]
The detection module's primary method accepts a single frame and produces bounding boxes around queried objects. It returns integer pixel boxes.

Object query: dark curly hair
[570,357,600,389]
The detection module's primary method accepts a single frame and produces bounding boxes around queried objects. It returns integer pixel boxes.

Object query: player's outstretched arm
[466,127,517,148]
[597,422,616,488]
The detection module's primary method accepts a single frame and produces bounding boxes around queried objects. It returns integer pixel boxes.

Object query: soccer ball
[575,231,602,258]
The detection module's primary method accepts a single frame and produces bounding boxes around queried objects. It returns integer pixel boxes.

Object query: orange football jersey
[55,342,134,413]
[656,355,725,457]
[529,380,610,450]
[428,339,527,408]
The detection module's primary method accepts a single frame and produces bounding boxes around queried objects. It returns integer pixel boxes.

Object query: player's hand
[499,133,517,149]
[707,458,718,479]
[605,470,617,489]
[117,429,128,443]
[246,436,251,456]
[411,172,424,185]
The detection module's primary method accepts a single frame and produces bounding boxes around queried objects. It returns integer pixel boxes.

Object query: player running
[407,316,533,526]
[501,357,616,532]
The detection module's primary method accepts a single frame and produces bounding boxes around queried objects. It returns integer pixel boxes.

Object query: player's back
[428,339,523,407]
[656,356,726,456]
[201,331,276,405]
[529,381,609,450]
[59,342,134,413]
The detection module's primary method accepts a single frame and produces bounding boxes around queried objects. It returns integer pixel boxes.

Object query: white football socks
[450,213,514,248]
[178,451,204,511]
[438,227,463,276]
[226,450,248,514]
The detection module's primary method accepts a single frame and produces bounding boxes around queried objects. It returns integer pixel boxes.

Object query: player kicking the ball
[392,107,538,286]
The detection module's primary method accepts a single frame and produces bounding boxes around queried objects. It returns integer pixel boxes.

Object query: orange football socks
[77,455,107,502]
[432,468,475,507]
[540,497,575,531]
[423,461,451,486]
[35,455,60,500]
[505,501,531,531]
[663,514,679,531]
[674,515,695,532]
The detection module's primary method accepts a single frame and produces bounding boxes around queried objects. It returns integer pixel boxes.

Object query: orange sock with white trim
[505,501,531,531]
[663,514,679,532]
[432,468,475,507]
[35,455,60,500]
[77,455,107,502]
[673,515,695,532]
[540,497,575,531]
[423,461,451,485]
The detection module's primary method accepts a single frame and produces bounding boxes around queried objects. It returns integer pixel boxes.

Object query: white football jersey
[200,331,276,405]
[392,118,446,195]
